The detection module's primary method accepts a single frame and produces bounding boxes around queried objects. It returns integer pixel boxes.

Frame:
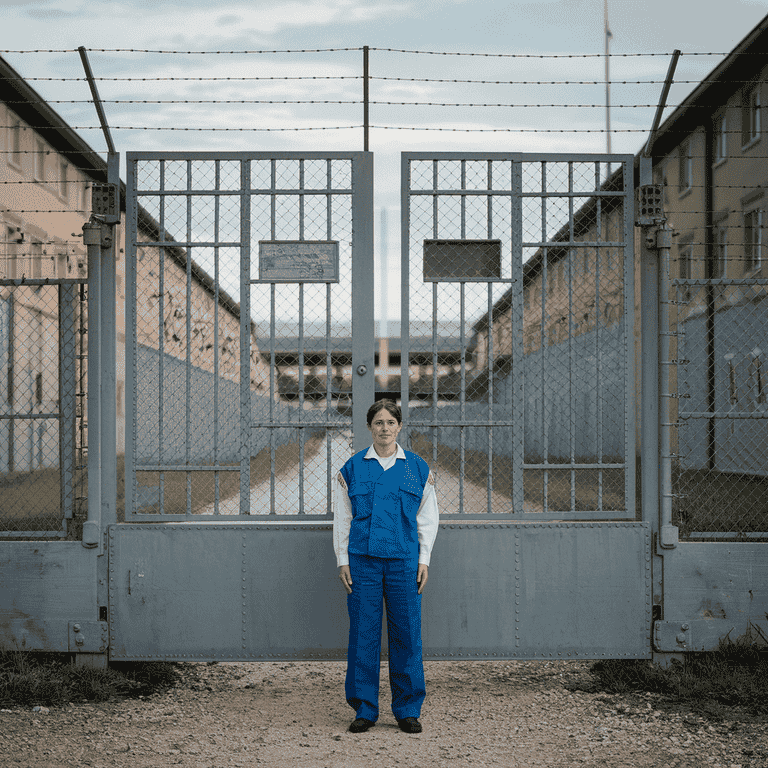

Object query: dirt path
[2,660,766,768]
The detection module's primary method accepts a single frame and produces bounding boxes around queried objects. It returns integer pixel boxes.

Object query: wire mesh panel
[401,153,635,519]
[126,152,372,519]
[0,280,87,538]
[670,257,768,539]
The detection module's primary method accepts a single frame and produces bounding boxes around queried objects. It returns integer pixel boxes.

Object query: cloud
[25,7,80,18]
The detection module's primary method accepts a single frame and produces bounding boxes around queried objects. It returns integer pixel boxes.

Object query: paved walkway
[199,433,538,516]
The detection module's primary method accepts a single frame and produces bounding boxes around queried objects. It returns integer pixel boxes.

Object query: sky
[2,0,767,323]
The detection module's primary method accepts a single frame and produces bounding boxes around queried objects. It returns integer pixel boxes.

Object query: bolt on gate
[106,150,652,662]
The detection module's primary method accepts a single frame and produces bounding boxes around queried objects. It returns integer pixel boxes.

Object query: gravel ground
[1,659,767,768]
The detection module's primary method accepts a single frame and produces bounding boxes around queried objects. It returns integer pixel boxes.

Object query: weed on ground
[578,631,768,720]
[0,648,183,708]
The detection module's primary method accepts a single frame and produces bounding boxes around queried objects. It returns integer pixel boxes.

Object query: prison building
[0,55,269,529]
[468,16,768,526]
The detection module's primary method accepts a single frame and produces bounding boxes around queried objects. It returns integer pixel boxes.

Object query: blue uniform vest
[340,448,430,561]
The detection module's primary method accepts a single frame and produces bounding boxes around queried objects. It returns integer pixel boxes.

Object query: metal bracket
[659,523,679,549]
[68,620,109,653]
[653,619,768,652]
[654,620,691,651]
[92,183,119,222]
[635,184,665,227]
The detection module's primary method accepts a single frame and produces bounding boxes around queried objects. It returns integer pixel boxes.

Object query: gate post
[82,220,101,548]
[351,152,375,451]
[638,176,682,667]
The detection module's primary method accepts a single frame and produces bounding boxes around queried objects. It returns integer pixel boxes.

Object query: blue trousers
[345,553,426,722]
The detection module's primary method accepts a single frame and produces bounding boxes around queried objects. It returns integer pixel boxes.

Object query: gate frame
[124,151,374,521]
[400,152,638,521]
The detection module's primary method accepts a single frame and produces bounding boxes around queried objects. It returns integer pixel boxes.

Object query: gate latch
[68,621,109,653]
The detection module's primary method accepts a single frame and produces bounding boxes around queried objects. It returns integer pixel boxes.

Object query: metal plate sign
[259,240,339,282]
[423,239,501,281]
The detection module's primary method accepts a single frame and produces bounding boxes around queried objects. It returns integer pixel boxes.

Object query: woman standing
[332,399,439,734]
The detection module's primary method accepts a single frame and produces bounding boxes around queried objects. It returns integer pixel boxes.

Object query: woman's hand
[417,563,429,594]
[339,565,353,594]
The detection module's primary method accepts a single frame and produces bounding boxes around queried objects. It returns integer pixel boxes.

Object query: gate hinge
[68,620,109,653]
[652,619,755,653]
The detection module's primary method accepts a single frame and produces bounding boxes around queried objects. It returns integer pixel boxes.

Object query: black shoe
[397,717,422,734]
[349,718,375,733]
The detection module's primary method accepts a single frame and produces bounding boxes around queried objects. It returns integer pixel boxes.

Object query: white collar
[365,443,406,461]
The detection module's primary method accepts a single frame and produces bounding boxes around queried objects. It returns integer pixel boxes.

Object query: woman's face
[368,408,402,454]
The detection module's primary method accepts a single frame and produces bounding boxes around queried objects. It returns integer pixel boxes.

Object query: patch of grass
[0,647,184,709]
[582,628,768,719]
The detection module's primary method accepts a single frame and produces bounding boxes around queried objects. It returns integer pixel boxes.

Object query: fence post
[363,46,369,152]
[82,220,101,548]
[657,224,677,549]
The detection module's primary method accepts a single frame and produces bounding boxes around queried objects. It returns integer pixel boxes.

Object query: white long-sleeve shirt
[332,443,439,568]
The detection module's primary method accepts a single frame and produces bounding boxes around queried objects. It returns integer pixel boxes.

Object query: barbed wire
[0,47,738,56]
[0,124,709,132]
[0,76,362,82]
[370,47,730,57]
[3,75,765,85]
[0,48,363,54]
[371,77,762,85]
[5,99,766,108]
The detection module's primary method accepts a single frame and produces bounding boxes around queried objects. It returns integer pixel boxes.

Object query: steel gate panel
[108,521,650,661]
[109,524,348,660]
[113,150,651,662]
[401,153,636,520]
[422,523,650,659]
[125,152,374,520]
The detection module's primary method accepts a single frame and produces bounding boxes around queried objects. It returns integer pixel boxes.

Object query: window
[678,139,692,193]
[714,224,727,279]
[59,157,68,200]
[714,113,727,163]
[7,117,22,167]
[34,139,46,181]
[744,208,763,273]
[678,241,692,301]
[742,86,761,147]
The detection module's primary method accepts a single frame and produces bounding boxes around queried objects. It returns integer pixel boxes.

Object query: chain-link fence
[0,280,89,539]
[127,154,359,519]
[668,241,768,540]
[402,155,635,519]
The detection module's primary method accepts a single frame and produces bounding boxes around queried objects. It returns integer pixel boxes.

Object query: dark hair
[366,399,402,426]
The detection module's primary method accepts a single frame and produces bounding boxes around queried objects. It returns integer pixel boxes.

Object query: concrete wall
[135,342,347,466]
[409,323,626,465]
[679,295,768,475]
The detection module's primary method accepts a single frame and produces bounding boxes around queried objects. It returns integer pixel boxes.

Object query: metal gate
[110,151,650,661]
